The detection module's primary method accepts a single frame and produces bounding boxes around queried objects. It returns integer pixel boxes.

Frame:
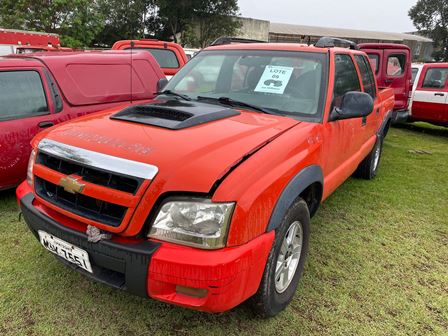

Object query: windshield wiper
[196,96,274,114]
[156,90,191,101]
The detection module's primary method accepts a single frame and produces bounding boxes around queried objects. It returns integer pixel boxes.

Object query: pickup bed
[0,51,164,190]
[17,39,394,317]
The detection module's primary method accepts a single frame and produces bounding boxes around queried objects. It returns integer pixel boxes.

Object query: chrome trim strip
[38,139,158,180]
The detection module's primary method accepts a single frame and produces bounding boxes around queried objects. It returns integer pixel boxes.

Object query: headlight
[148,199,235,249]
[27,149,36,187]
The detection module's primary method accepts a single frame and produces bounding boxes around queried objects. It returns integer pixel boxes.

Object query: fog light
[175,285,208,298]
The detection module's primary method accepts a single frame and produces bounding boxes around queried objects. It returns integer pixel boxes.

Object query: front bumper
[18,183,274,313]
[20,192,159,297]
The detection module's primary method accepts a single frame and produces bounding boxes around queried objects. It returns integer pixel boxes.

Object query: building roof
[269,22,432,43]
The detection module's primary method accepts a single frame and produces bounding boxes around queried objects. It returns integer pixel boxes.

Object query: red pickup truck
[112,39,188,79]
[17,38,394,317]
[0,51,164,191]
[359,43,412,124]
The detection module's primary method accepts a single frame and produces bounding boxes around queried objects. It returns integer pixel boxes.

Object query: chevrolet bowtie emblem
[59,176,85,194]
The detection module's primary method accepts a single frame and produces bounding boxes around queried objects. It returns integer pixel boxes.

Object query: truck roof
[358,43,411,51]
[204,42,367,54]
[4,51,164,106]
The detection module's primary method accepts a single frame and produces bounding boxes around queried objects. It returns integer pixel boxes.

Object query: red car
[0,51,164,191]
[18,38,394,317]
[410,62,448,126]
[112,39,188,79]
[360,43,412,123]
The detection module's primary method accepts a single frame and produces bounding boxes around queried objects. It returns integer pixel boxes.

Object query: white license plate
[38,230,93,273]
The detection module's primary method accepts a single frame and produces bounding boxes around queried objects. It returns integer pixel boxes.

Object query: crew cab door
[412,64,448,124]
[354,54,380,143]
[0,67,59,189]
[322,53,364,196]
[382,49,411,111]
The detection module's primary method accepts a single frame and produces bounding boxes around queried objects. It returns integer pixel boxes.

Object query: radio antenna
[130,40,135,104]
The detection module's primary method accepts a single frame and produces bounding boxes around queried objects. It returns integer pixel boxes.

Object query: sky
[238,0,418,33]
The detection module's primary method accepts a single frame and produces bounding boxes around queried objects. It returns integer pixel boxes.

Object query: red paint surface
[0,28,60,46]
[147,231,274,312]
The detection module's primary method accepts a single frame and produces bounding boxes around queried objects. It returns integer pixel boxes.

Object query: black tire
[354,135,383,180]
[250,198,310,318]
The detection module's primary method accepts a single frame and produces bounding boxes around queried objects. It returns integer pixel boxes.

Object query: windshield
[164,50,328,121]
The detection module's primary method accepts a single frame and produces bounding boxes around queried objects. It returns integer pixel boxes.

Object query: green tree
[94,0,155,47]
[409,0,448,61]
[155,0,195,43]
[192,0,241,48]
[0,0,104,48]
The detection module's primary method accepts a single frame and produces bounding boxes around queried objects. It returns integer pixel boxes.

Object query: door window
[367,54,380,74]
[333,54,361,108]
[354,55,377,98]
[0,71,48,121]
[386,54,406,76]
[422,68,448,89]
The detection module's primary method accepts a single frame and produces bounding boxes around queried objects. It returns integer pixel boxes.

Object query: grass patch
[1,124,447,335]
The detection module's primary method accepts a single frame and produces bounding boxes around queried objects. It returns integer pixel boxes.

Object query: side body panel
[411,63,448,125]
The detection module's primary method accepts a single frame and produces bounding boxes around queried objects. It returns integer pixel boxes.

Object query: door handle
[38,121,54,128]
[434,92,445,97]
[384,79,393,84]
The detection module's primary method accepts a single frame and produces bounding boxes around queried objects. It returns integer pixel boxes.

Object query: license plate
[38,230,93,273]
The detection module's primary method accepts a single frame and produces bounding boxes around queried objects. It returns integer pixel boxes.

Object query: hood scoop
[110,100,240,130]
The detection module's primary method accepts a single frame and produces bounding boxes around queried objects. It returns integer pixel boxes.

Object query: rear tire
[354,135,383,180]
[250,198,310,318]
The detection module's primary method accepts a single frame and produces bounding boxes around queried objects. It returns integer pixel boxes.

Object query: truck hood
[36,101,299,192]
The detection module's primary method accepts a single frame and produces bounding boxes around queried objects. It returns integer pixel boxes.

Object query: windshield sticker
[254,66,294,94]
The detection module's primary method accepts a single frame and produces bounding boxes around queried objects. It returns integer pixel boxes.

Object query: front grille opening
[35,177,127,227]
[37,152,142,194]
[132,105,192,121]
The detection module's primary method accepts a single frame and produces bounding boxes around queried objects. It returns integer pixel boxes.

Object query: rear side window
[333,54,361,107]
[387,54,406,76]
[129,48,180,68]
[355,55,377,98]
[0,71,48,121]
[422,68,448,89]
[367,54,380,74]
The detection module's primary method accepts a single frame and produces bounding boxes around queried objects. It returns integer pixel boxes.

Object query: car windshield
[164,50,328,121]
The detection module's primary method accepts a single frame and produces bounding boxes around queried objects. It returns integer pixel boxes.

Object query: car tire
[354,135,383,180]
[250,198,310,318]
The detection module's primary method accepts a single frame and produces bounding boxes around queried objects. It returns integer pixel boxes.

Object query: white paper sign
[254,65,294,94]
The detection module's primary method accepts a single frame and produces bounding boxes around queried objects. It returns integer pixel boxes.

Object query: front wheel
[250,198,310,317]
[354,135,383,180]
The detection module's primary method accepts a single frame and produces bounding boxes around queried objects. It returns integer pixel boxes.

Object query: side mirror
[330,91,374,121]
[157,78,169,92]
